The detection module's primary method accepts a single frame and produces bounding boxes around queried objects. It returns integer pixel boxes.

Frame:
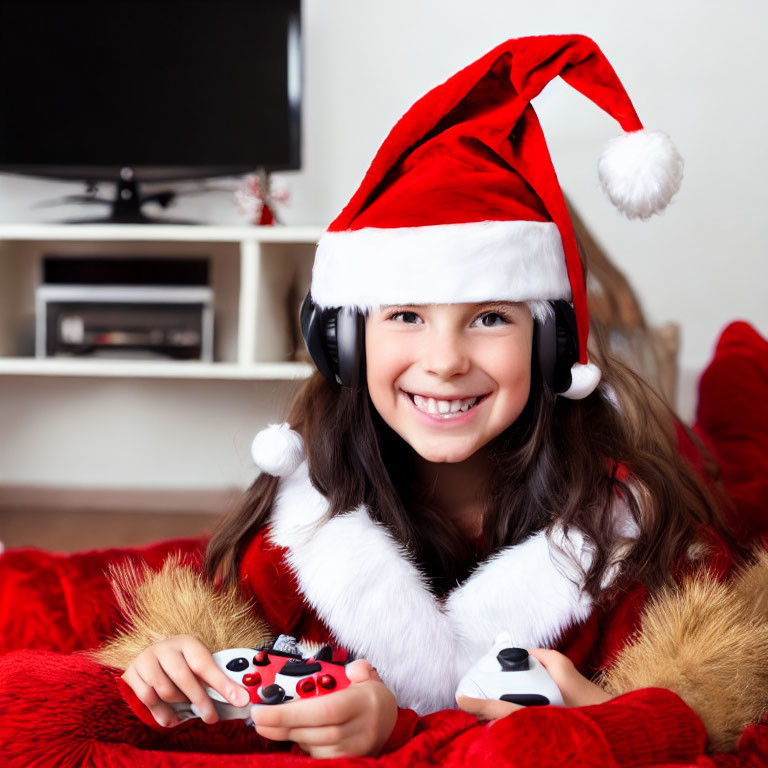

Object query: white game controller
[456,632,564,707]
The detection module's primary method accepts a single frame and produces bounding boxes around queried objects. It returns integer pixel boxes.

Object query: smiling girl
[121,35,738,760]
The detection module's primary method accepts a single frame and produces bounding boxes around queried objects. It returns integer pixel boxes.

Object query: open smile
[402,390,490,419]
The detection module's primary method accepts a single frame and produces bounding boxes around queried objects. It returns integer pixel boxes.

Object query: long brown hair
[205,326,732,604]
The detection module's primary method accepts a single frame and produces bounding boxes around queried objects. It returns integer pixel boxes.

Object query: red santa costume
[242,429,628,716]
[232,437,736,758]
[2,34,768,768]
[232,30,686,720]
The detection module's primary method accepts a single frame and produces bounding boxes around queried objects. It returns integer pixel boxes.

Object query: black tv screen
[0,0,301,181]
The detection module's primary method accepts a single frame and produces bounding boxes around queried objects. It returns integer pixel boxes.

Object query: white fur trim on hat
[251,423,305,477]
[312,220,571,309]
[598,129,684,220]
[560,361,602,400]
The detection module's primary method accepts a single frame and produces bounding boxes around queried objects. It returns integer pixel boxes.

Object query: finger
[528,648,571,673]
[345,659,382,684]
[133,654,188,703]
[297,725,370,760]
[299,742,350,760]
[253,691,349,730]
[527,649,609,706]
[183,643,250,708]
[159,650,220,724]
[123,668,180,727]
[253,722,293,742]
[282,721,355,748]
[455,693,522,721]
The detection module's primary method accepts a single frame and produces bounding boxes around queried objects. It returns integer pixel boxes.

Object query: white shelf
[0,223,323,493]
[0,223,321,380]
[0,223,325,243]
[0,357,313,380]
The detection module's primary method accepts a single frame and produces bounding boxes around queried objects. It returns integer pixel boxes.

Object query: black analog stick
[260,684,287,705]
[226,657,250,672]
[497,647,530,671]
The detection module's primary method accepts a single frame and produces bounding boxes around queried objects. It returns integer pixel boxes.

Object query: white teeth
[409,393,482,417]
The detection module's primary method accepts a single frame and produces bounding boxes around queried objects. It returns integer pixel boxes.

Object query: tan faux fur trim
[91,554,273,670]
[600,551,768,752]
[733,549,768,621]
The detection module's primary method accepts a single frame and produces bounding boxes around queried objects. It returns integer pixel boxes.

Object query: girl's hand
[121,634,251,727]
[456,648,610,721]
[530,649,611,707]
[252,659,398,758]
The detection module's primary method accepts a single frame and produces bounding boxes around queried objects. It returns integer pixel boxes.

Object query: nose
[421,325,470,379]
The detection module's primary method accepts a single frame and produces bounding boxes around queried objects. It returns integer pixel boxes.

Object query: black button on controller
[259,684,287,704]
[497,647,530,671]
[501,693,550,706]
[278,661,322,677]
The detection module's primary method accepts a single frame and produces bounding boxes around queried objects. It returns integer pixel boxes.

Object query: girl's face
[365,302,534,464]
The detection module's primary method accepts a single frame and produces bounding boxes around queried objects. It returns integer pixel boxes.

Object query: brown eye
[475,312,508,328]
[390,311,422,324]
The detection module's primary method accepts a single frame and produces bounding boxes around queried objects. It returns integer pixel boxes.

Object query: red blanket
[2,321,767,767]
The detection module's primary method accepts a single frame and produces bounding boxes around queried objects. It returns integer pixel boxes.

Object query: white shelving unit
[0,223,322,380]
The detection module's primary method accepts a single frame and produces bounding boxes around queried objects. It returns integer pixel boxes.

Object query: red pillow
[693,321,768,542]
[0,538,204,654]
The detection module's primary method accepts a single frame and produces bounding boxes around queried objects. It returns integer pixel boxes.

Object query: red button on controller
[297,678,316,697]
[243,672,262,687]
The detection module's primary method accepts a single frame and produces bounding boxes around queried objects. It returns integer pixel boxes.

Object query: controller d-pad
[226,657,250,672]
[497,647,529,671]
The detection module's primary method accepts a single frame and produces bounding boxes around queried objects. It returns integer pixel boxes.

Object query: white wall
[1,0,766,490]
[0,377,298,490]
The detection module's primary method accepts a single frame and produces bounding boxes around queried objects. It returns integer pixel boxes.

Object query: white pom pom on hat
[560,361,602,400]
[251,423,305,477]
[598,129,684,220]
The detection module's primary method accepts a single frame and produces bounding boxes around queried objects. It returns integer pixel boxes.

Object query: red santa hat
[311,34,683,399]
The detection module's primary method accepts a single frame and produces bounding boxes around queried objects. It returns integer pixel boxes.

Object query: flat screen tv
[0,0,301,222]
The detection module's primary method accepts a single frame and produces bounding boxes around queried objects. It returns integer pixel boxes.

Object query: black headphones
[300,293,579,394]
[533,299,580,394]
[300,293,366,388]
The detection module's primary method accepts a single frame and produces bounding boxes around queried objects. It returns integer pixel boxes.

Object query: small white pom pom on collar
[251,423,305,477]
[598,129,683,220]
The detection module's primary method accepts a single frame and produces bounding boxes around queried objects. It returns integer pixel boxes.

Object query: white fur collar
[267,461,597,715]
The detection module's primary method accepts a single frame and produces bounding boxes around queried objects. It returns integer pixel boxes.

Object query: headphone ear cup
[300,293,338,384]
[536,300,579,394]
[535,309,558,392]
[299,293,365,387]
[335,308,365,388]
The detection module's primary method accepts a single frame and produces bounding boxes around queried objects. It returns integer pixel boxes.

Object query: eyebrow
[474,301,525,314]
[380,301,522,311]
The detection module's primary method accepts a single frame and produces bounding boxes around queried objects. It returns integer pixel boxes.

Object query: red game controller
[171,641,352,722]
[217,645,352,706]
